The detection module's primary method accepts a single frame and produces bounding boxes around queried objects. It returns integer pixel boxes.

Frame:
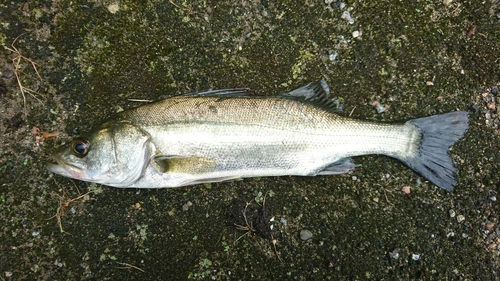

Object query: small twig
[115,262,145,272]
[262,194,282,262]
[4,33,44,116]
[233,202,255,244]
[349,106,356,117]
[48,179,93,234]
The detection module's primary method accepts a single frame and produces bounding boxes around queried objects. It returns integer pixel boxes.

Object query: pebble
[328,51,338,61]
[411,253,421,261]
[401,186,411,194]
[457,215,465,223]
[449,209,456,218]
[280,217,288,226]
[352,30,361,38]
[300,229,313,241]
[375,103,386,113]
[389,248,400,259]
[107,3,120,14]
[1,68,14,78]
[486,221,495,230]
[328,1,345,9]
[442,0,453,6]
[182,201,193,211]
[341,11,354,24]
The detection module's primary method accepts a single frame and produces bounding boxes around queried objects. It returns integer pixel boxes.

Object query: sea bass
[46,80,469,191]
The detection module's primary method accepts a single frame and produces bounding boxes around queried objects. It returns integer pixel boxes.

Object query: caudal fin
[401,111,469,191]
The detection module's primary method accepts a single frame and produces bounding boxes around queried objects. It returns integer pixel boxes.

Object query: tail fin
[401,111,469,191]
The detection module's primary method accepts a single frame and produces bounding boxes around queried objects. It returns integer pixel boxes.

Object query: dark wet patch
[0,81,7,97]
[226,198,272,240]
[2,112,24,133]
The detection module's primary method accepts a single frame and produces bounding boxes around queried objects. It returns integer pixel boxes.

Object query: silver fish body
[47,80,468,190]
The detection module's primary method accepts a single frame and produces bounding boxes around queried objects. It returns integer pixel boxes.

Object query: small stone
[402,186,411,194]
[457,214,465,223]
[300,229,313,241]
[341,11,352,23]
[389,248,400,259]
[351,176,357,181]
[375,103,386,113]
[487,102,496,110]
[330,1,342,9]
[411,253,420,261]
[491,87,498,96]
[442,0,453,6]
[486,221,495,230]
[1,68,14,78]
[328,51,338,61]
[426,81,434,86]
[4,271,13,278]
[449,209,456,218]
[490,196,497,202]
[352,30,361,38]
[107,3,120,14]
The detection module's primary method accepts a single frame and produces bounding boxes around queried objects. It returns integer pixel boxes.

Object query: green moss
[0,0,499,280]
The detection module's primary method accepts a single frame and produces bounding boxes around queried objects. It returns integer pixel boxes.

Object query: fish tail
[401,111,469,191]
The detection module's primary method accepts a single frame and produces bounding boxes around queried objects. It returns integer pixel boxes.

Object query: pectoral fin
[152,155,242,186]
[153,155,217,174]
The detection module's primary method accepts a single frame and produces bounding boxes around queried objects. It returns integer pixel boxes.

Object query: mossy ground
[1,0,499,280]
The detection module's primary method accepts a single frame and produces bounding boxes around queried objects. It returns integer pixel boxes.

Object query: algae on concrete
[0,0,499,280]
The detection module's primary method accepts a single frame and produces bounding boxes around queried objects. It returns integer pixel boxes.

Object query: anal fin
[317,158,359,175]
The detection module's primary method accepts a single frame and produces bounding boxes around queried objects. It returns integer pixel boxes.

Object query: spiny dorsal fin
[176,80,342,111]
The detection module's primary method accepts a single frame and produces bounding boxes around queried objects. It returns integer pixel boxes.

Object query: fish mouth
[46,155,85,180]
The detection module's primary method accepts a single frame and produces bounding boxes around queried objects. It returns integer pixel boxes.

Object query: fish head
[46,121,153,187]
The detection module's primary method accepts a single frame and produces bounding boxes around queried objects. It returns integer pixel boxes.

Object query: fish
[46,80,469,191]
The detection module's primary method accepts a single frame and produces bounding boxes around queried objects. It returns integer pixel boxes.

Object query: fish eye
[72,137,90,157]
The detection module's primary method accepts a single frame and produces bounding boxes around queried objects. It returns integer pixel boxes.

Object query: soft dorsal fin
[281,79,342,111]
[181,88,251,97]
